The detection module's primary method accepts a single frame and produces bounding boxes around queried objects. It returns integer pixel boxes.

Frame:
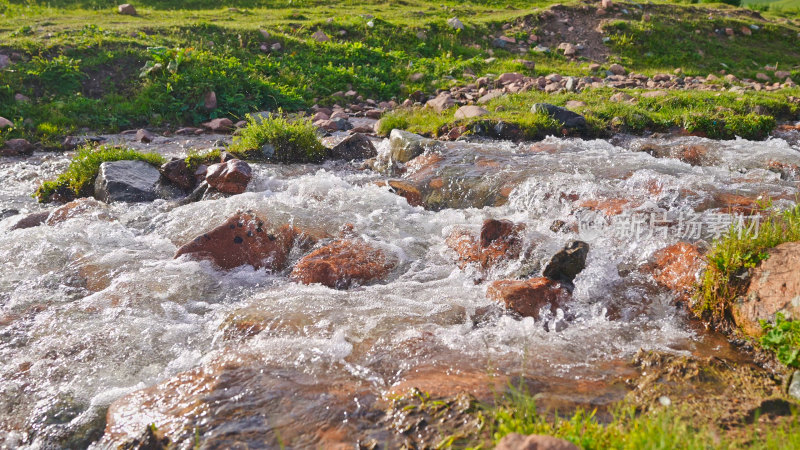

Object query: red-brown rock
[290,239,395,289]
[376,179,423,207]
[201,118,234,132]
[496,433,579,450]
[733,241,800,336]
[9,211,50,230]
[487,277,571,319]
[1,138,34,157]
[46,198,111,225]
[174,213,297,270]
[446,219,525,270]
[160,158,195,191]
[205,159,252,194]
[649,242,704,300]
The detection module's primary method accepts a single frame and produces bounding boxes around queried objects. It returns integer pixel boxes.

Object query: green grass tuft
[694,203,800,326]
[35,145,166,203]
[228,112,325,163]
[184,148,222,172]
[485,385,715,449]
[482,383,800,449]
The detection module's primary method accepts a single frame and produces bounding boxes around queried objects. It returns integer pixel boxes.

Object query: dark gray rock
[328,133,377,160]
[10,211,50,230]
[530,103,587,130]
[1,209,19,220]
[94,160,161,203]
[543,241,589,286]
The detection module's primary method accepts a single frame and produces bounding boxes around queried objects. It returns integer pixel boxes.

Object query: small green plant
[695,203,800,325]
[24,55,84,96]
[483,384,717,449]
[184,148,222,172]
[140,46,194,77]
[228,111,325,163]
[761,313,800,368]
[35,145,165,203]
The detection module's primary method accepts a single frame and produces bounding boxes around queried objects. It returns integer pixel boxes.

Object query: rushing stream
[1,130,799,448]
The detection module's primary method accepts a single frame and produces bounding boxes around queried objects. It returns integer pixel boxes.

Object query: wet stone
[94,160,161,203]
[290,239,395,289]
[174,212,297,271]
[328,133,377,160]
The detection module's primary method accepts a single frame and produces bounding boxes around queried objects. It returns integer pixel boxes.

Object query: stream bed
[1,130,799,448]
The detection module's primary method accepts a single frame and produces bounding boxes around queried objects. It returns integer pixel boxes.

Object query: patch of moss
[184,148,221,173]
[35,145,166,203]
[227,112,325,163]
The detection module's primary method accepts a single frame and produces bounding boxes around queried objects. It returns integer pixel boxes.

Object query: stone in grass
[118,4,137,15]
[530,103,587,130]
[454,105,489,120]
[94,160,161,203]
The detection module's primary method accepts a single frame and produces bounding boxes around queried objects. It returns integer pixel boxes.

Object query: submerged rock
[648,242,704,301]
[205,159,252,194]
[46,198,111,225]
[734,241,800,336]
[174,212,297,271]
[487,277,572,320]
[530,103,587,130]
[94,160,161,203]
[102,355,374,448]
[496,433,579,450]
[446,219,525,270]
[290,239,395,289]
[328,133,377,160]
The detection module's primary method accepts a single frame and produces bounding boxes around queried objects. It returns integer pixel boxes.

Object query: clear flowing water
[0,131,798,448]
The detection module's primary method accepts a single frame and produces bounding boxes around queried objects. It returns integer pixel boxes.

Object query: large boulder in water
[733,241,800,336]
[174,212,297,271]
[530,103,587,130]
[290,239,395,289]
[94,160,161,203]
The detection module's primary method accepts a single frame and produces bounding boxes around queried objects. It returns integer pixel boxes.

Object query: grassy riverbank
[0,0,798,145]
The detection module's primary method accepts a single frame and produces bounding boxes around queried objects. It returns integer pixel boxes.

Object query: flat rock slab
[94,160,161,203]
